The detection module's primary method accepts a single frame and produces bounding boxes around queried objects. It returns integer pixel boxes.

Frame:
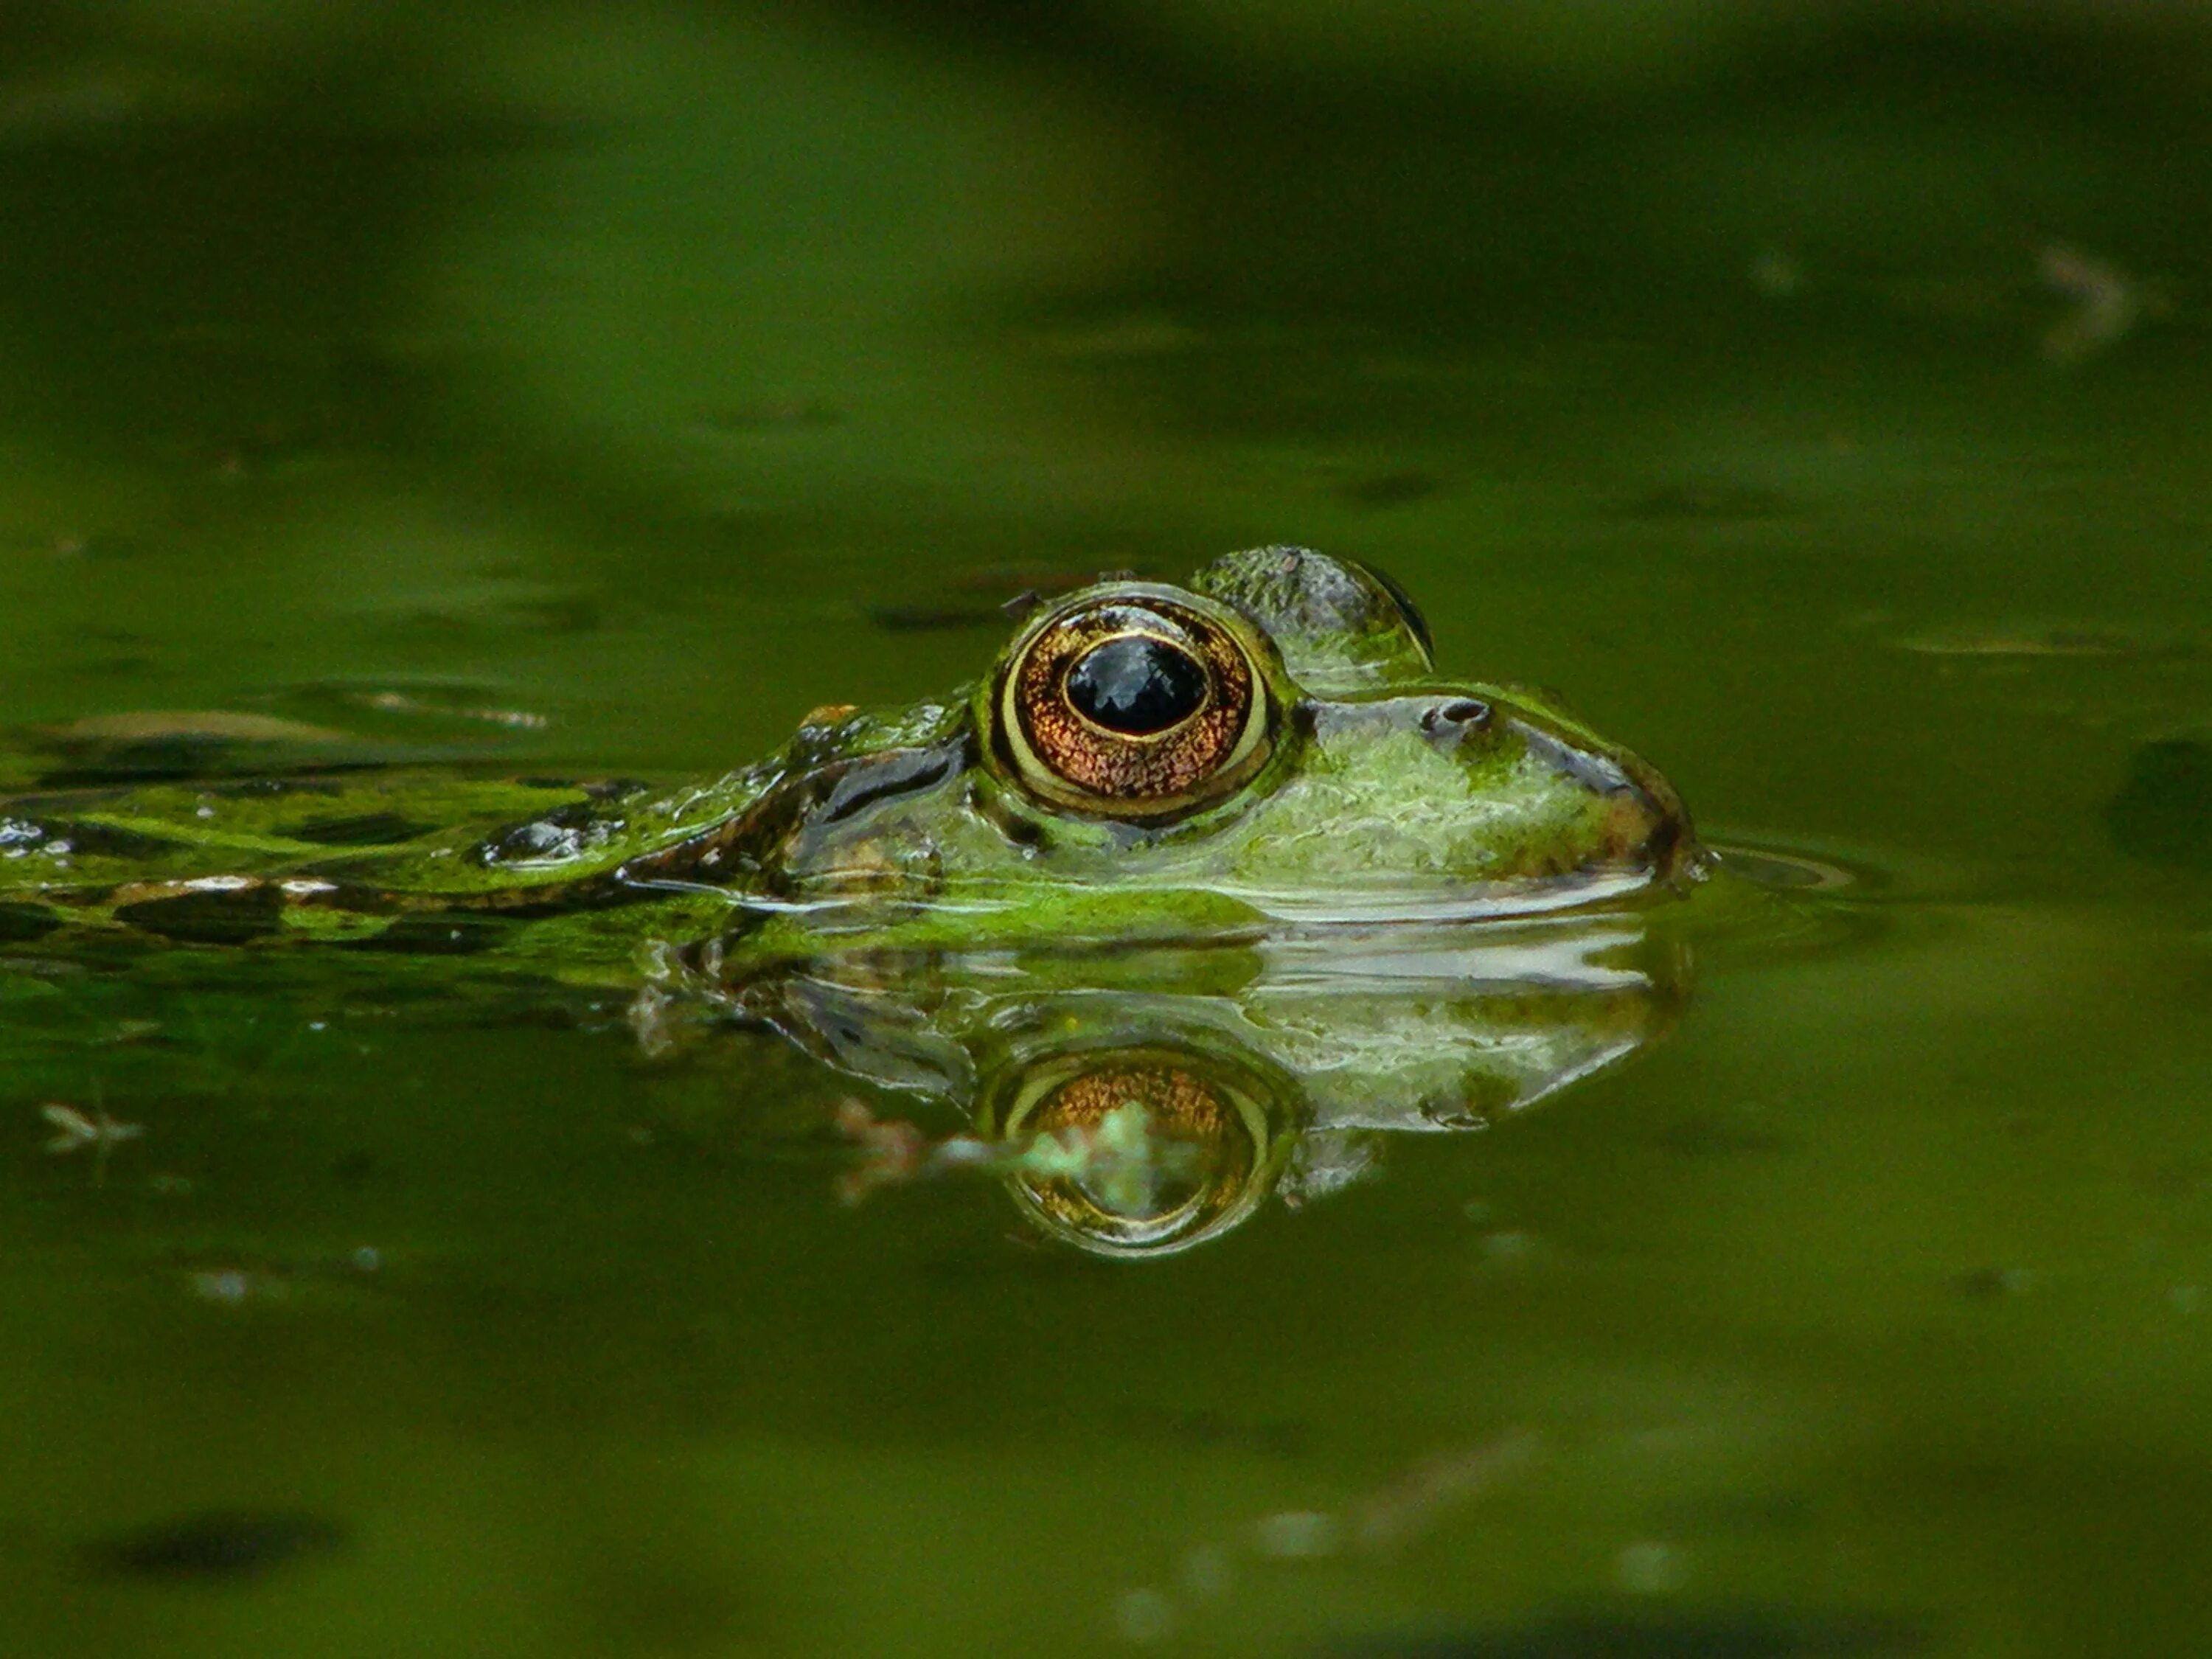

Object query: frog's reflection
[976,1043,1283,1256]
[661,914,1690,1257]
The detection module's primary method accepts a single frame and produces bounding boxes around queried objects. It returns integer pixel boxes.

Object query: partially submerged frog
[0,546,1703,975]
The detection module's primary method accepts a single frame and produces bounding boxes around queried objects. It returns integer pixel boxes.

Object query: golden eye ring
[989,589,1280,821]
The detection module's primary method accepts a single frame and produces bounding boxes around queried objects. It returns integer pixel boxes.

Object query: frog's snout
[1617,774,1704,888]
[1506,712,1705,890]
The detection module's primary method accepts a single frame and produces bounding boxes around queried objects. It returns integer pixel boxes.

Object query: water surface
[4,9,2211,1657]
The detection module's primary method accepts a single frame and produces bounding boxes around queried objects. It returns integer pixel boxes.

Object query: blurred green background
[4,5,2212,1658]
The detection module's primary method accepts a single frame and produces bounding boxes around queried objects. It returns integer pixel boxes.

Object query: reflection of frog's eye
[994,594,1278,820]
[984,1047,1285,1259]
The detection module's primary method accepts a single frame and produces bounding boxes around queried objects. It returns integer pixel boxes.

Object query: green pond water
[4,8,2212,1657]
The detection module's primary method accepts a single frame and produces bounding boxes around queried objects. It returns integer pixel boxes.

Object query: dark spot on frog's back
[0,902,63,942]
[41,818,194,860]
[28,742,260,787]
[349,913,516,955]
[114,882,287,945]
[85,1509,349,1582]
[284,810,433,847]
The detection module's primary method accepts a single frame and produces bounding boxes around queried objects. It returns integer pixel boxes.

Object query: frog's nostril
[1421,698,1492,735]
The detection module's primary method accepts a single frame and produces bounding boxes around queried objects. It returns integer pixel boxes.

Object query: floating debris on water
[35,710,353,746]
[869,563,1141,633]
[175,1245,386,1307]
[1354,1432,1542,1553]
[40,1101,143,1156]
[39,1100,143,1186]
[1113,1434,1541,1644]
[1889,626,2183,660]
[350,689,549,730]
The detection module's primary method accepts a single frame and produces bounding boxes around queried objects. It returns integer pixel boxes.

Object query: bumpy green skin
[0,548,1701,980]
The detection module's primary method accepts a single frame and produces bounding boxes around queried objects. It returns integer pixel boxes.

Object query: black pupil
[1065,636,1208,736]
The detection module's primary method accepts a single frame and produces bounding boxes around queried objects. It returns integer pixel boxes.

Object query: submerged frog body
[0,547,1703,973]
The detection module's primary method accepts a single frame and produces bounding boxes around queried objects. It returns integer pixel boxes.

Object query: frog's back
[0,763,763,952]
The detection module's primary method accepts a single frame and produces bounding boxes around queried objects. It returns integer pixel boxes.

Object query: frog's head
[974,546,1697,917]
[691,546,1702,945]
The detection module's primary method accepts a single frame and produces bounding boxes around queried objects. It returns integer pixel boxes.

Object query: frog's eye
[992,592,1279,821]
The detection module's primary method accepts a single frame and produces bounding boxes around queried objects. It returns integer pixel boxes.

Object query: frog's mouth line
[1204,867,1672,925]
[656,863,1686,939]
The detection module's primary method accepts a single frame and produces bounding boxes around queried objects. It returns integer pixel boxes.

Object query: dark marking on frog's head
[818,744,964,827]
[618,733,974,893]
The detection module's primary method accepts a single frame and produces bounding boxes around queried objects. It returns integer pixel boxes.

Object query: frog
[0,545,1703,981]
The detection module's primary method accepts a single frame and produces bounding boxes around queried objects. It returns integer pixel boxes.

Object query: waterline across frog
[0,547,1703,974]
